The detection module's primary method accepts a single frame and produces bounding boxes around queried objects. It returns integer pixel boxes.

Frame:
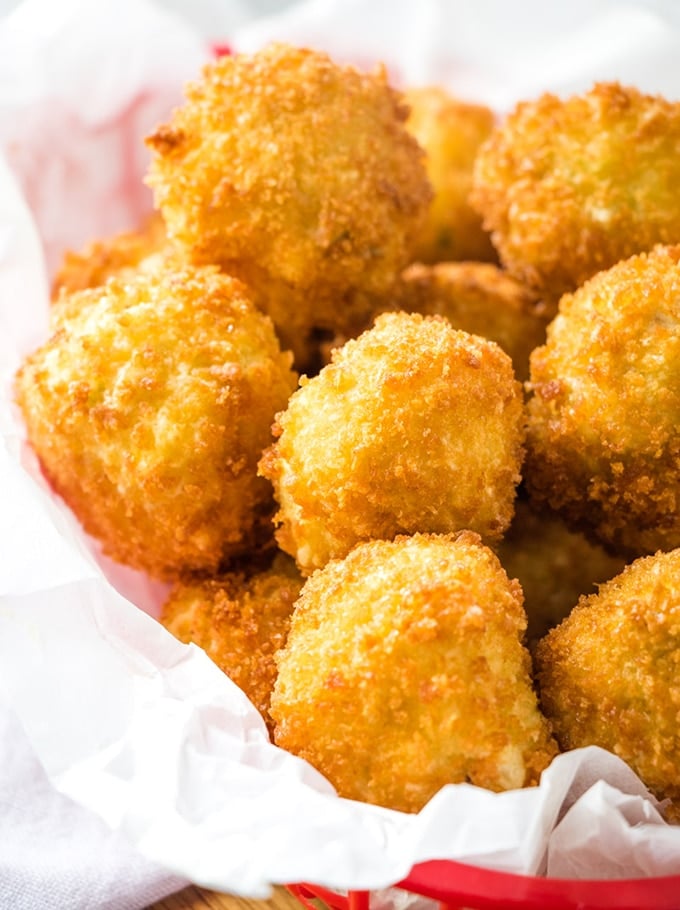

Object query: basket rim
[396,858,680,909]
[291,858,680,910]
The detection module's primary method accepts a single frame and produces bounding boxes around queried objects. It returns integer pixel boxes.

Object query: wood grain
[148,885,306,910]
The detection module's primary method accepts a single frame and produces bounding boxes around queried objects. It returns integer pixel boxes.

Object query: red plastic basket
[288,859,680,910]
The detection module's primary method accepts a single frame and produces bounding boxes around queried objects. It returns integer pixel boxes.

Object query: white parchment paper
[2,0,680,898]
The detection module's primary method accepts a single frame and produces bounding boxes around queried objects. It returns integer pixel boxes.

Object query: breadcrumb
[397,261,548,381]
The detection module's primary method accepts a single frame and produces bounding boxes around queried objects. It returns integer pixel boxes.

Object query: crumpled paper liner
[2,0,680,898]
[233,0,680,107]
[0,0,208,276]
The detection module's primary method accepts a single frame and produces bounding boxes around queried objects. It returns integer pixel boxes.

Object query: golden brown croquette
[51,213,167,300]
[271,532,557,812]
[471,82,680,305]
[525,245,680,559]
[495,499,626,643]
[536,547,680,805]
[16,262,298,579]
[259,311,525,575]
[146,44,432,348]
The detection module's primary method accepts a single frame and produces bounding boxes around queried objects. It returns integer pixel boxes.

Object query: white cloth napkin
[0,703,186,910]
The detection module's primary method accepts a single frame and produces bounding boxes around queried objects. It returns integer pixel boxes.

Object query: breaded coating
[259,311,525,575]
[525,245,680,558]
[16,263,298,580]
[536,548,680,804]
[397,261,548,381]
[404,86,496,264]
[496,499,626,643]
[161,554,302,734]
[271,532,558,813]
[471,82,680,304]
[146,43,432,347]
[51,213,167,299]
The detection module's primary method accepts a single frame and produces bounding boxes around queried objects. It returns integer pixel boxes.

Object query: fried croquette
[404,86,497,264]
[16,263,298,580]
[525,245,680,559]
[145,44,432,347]
[259,311,525,575]
[271,532,558,813]
[397,261,548,381]
[496,499,626,643]
[161,554,302,734]
[471,82,680,305]
[51,212,167,300]
[536,547,680,804]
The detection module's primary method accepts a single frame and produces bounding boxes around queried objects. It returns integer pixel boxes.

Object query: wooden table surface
[149,885,306,910]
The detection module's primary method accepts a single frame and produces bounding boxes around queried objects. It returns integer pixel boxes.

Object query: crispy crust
[146,44,432,341]
[536,548,680,804]
[16,263,298,579]
[495,499,626,643]
[259,311,525,574]
[525,244,680,558]
[271,531,557,812]
[471,82,680,302]
[51,213,167,300]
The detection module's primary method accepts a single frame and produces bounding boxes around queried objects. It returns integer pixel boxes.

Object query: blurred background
[0,0,297,34]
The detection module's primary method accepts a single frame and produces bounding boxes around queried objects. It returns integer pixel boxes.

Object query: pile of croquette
[17,45,680,815]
